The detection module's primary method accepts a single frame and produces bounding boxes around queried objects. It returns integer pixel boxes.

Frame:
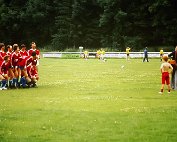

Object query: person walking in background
[159,56,173,94]
[168,46,177,90]
[160,48,164,61]
[143,47,149,62]
[126,47,131,61]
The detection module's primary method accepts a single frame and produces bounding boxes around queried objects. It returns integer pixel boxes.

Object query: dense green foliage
[1,58,177,141]
[0,0,177,50]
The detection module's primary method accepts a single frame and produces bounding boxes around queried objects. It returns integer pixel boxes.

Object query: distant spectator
[126,47,131,61]
[143,47,149,62]
[160,48,164,62]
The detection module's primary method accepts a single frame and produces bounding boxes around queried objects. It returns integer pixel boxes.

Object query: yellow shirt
[84,51,88,55]
[160,49,164,55]
[97,50,101,55]
[101,50,105,55]
[126,48,131,54]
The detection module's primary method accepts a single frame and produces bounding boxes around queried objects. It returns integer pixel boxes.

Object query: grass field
[0,58,177,142]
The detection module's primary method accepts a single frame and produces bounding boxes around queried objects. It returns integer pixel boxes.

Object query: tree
[71,0,102,49]
[51,0,73,50]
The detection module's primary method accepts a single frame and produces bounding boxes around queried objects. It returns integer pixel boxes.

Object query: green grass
[0,58,177,142]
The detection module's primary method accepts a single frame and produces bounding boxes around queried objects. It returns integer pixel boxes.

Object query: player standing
[0,43,7,67]
[100,48,106,62]
[159,56,173,94]
[126,47,131,61]
[11,44,22,87]
[28,42,40,71]
[160,48,164,61]
[83,50,89,60]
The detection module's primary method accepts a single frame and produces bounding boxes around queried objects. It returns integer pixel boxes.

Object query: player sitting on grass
[159,56,173,94]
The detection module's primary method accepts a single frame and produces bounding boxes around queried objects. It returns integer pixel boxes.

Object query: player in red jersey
[18,56,32,84]
[0,55,12,90]
[26,51,38,87]
[20,44,29,59]
[0,43,7,67]
[28,65,39,87]
[6,45,15,87]
[28,42,40,70]
[11,44,22,87]
[6,45,13,57]
[28,42,40,56]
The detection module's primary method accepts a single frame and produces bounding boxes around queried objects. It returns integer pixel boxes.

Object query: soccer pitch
[1,58,177,142]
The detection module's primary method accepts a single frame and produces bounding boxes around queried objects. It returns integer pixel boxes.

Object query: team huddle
[0,42,40,90]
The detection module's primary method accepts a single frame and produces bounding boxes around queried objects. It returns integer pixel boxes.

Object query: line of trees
[0,0,177,51]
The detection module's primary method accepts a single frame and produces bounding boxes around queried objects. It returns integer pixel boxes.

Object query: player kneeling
[27,65,39,87]
[26,51,39,87]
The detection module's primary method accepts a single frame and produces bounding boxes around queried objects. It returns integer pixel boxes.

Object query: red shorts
[162,72,170,85]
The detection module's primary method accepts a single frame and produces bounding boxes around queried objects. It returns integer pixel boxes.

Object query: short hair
[31,42,36,46]
[13,44,19,51]
[31,51,36,56]
[4,55,9,60]
[7,45,12,49]
[21,44,26,47]
[163,56,168,62]
[0,43,5,48]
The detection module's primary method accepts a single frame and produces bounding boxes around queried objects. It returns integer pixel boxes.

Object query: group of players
[83,49,106,62]
[0,42,40,90]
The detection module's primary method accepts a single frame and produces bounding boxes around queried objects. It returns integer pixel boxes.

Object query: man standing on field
[159,56,173,94]
[126,47,131,61]
[160,48,164,61]
[143,47,149,62]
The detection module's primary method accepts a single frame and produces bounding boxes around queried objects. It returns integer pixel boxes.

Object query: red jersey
[28,49,40,57]
[20,50,29,59]
[18,56,32,67]
[27,66,38,78]
[27,57,37,66]
[1,61,11,74]
[0,51,7,66]
[11,52,21,68]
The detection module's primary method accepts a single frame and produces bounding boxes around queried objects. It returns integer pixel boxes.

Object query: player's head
[21,44,26,50]
[4,55,10,61]
[13,44,19,52]
[163,56,168,62]
[31,51,37,59]
[31,42,36,49]
[0,43,5,50]
[7,45,12,51]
